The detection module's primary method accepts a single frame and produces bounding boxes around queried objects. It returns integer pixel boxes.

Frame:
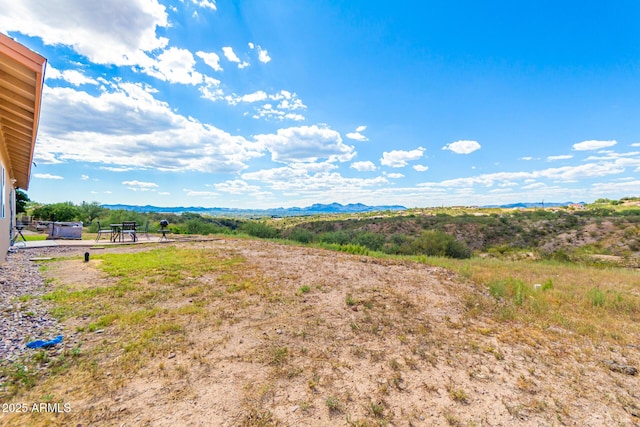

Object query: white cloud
[33,173,63,180]
[213,179,261,194]
[253,106,306,121]
[183,189,218,198]
[46,66,98,86]
[198,76,224,101]
[254,125,355,164]
[346,125,368,141]
[380,147,425,167]
[35,82,263,173]
[250,91,307,121]
[222,46,249,68]
[222,47,240,62]
[200,88,306,121]
[413,164,429,172]
[385,173,404,179]
[227,90,268,104]
[351,161,377,172]
[258,47,271,64]
[248,42,271,63]
[81,175,89,180]
[242,168,388,192]
[546,154,574,161]
[417,162,625,189]
[257,47,271,63]
[572,140,617,151]
[192,0,216,10]
[123,180,159,191]
[585,151,640,161]
[196,51,223,71]
[591,179,640,197]
[442,140,481,154]
[0,0,169,67]
[145,47,203,85]
[521,182,546,190]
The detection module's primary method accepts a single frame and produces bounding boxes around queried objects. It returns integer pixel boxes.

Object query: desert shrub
[239,221,280,239]
[618,209,640,217]
[287,228,316,243]
[384,233,412,254]
[316,242,370,256]
[587,287,606,307]
[488,277,532,306]
[487,244,515,257]
[340,244,369,255]
[410,230,472,259]
[172,219,233,235]
[318,231,350,245]
[542,249,572,263]
[351,231,385,251]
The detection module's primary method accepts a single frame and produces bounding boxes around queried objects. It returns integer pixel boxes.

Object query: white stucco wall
[0,153,16,262]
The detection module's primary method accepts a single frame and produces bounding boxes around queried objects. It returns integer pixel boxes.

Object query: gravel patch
[0,247,84,363]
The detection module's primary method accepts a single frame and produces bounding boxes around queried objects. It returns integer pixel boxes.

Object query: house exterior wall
[0,150,13,259]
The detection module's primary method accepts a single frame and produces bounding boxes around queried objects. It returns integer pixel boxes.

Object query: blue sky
[2,0,640,208]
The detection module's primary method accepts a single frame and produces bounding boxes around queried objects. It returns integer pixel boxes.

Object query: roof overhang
[0,33,46,190]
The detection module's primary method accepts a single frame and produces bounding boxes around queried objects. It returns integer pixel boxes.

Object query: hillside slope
[281,209,640,264]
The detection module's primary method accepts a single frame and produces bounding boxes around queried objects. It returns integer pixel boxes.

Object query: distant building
[568,203,585,210]
[0,33,46,260]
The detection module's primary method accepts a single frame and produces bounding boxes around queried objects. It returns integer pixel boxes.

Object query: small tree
[78,201,105,224]
[15,189,29,214]
[31,202,81,222]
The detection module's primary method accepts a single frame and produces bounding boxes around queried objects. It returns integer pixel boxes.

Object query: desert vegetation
[21,196,640,265]
[2,197,639,425]
[0,242,638,424]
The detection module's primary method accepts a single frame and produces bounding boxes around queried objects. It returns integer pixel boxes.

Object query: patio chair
[138,220,150,240]
[121,221,137,242]
[95,221,112,242]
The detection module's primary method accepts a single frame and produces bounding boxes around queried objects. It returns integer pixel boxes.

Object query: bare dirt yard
[2,238,639,426]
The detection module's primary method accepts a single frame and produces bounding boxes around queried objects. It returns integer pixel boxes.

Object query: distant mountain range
[101,202,408,217]
[102,201,585,217]
[481,202,584,209]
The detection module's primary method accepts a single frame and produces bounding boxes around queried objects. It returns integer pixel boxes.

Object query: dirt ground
[11,239,640,426]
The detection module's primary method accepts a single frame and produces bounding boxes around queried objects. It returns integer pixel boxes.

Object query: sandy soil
[12,239,640,426]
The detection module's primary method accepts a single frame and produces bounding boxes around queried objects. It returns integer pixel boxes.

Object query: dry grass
[1,238,639,426]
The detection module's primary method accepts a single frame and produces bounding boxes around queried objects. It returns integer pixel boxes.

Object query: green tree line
[24,200,473,259]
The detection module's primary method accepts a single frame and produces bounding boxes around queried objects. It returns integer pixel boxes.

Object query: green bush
[384,233,412,254]
[239,221,280,239]
[287,228,315,243]
[32,202,81,222]
[351,231,385,251]
[318,230,350,245]
[410,230,472,259]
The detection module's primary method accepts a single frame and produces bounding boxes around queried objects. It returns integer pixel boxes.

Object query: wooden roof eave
[0,33,46,190]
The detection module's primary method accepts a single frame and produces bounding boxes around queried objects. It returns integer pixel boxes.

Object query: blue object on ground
[26,335,63,349]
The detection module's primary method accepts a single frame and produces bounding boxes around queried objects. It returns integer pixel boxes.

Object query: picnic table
[110,222,137,242]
